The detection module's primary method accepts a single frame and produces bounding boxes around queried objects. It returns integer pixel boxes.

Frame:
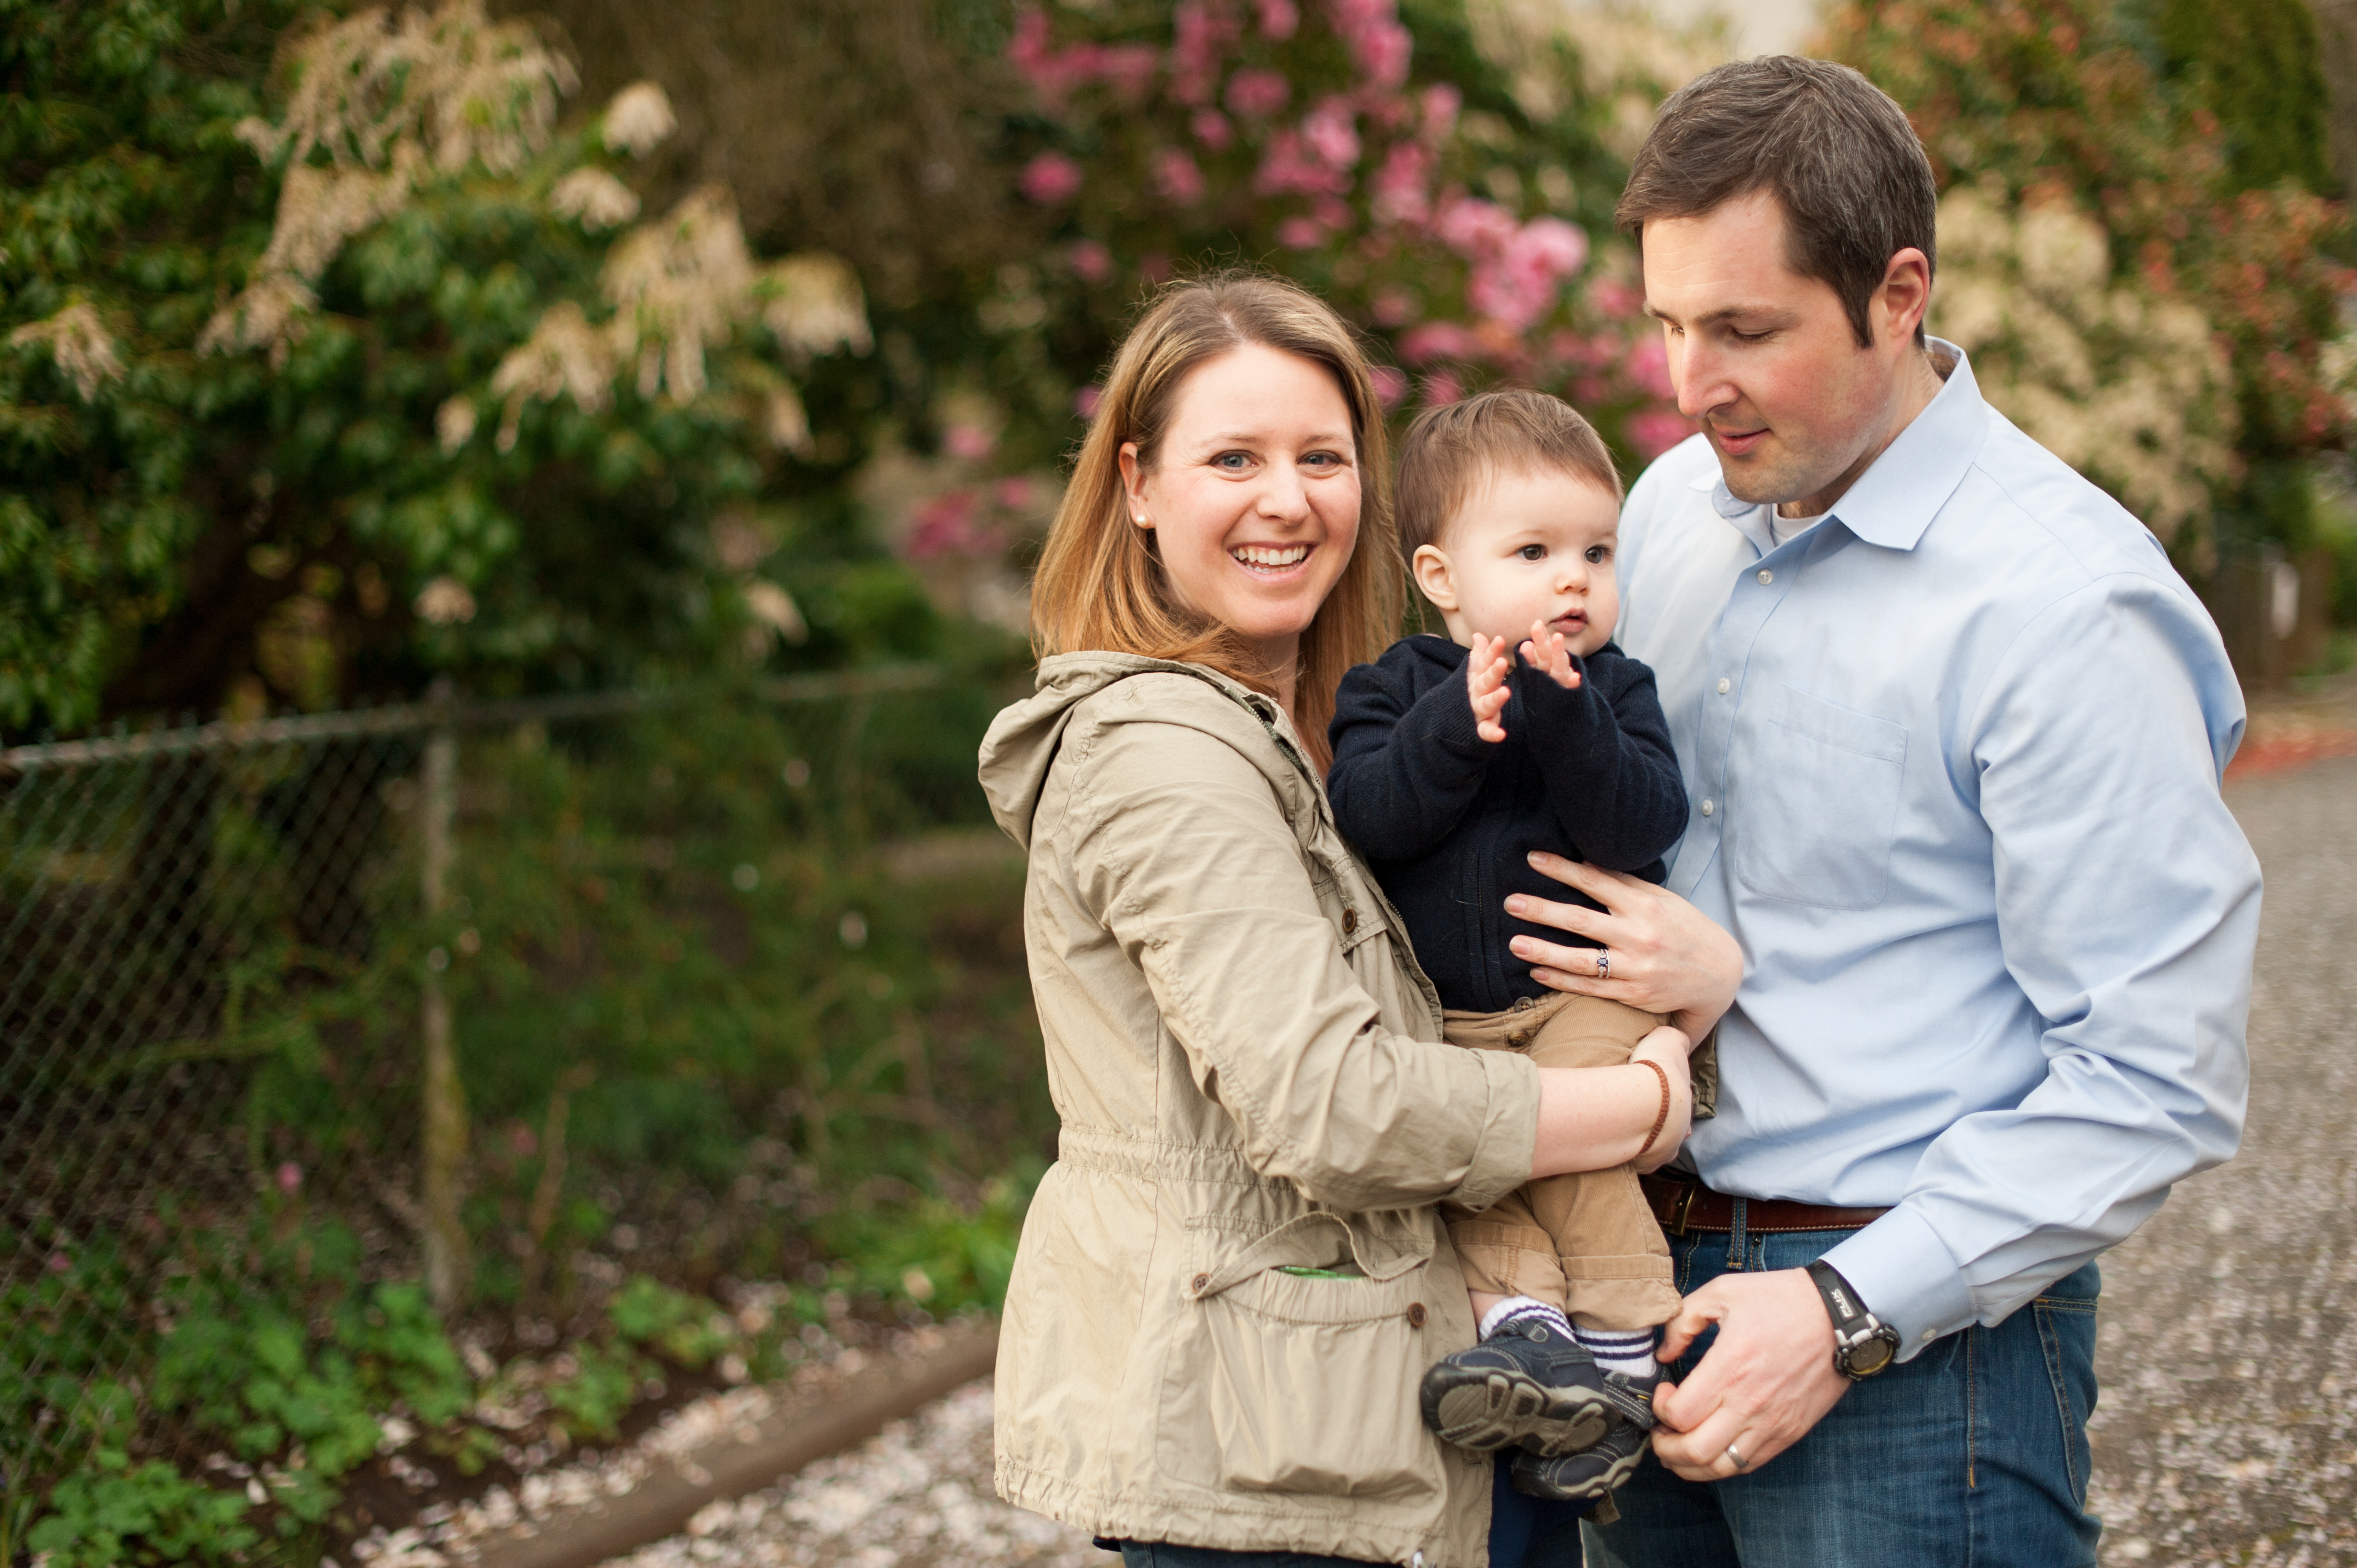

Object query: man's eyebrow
[1642,301,1785,327]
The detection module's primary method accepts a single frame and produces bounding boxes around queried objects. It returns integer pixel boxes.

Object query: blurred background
[6,0,2356,1561]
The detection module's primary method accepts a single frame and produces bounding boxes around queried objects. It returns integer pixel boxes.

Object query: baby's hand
[1518,619,1583,692]
[1466,633,1512,742]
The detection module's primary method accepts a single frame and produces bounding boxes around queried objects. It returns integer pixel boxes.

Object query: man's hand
[1519,618,1583,691]
[1649,1268,1850,1480]
[1466,633,1514,742]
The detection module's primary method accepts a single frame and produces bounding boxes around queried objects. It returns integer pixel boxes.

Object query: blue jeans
[1562,1223,2101,1568]
[1115,1545,1383,1567]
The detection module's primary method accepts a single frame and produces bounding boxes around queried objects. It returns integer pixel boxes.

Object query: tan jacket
[979,654,1542,1567]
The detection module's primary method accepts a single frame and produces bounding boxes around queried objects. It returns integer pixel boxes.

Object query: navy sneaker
[1418,1316,1617,1457]
[1507,1371,1659,1502]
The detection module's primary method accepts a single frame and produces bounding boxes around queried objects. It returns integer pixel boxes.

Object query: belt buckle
[1662,1174,1699,1237]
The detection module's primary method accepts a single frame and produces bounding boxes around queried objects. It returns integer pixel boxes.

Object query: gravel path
[605,755,2356,1568]
[2085,755,2357,1566]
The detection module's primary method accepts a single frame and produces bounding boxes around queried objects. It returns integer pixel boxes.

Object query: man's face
[1641,189,1922,513]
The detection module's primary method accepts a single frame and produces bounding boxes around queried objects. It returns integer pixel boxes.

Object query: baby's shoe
[1418,1315,1618,1457]
[1507,1370,1658,1502]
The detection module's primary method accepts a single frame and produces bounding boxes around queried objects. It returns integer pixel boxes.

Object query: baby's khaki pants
[1442,991,1706,1332]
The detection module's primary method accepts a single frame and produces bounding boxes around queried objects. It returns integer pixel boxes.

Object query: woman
[979,272,1737,1568]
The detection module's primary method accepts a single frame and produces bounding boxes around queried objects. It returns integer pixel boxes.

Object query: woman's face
[1120,343,1361,674]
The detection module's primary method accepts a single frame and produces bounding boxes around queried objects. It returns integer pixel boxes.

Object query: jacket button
[1341,907,1360,934]
[1407,1302,1428,1328]
[1191,1273,1210,1293]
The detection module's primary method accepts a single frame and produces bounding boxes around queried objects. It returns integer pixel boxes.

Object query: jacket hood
[978,653,1277,849]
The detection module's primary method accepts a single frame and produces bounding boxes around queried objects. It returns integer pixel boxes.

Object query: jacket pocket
[1733,684,1908,911]
[1156,1212,1447,1502]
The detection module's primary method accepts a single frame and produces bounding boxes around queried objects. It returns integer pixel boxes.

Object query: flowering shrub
[1826,0,2355,558]
[981,0,1724,487]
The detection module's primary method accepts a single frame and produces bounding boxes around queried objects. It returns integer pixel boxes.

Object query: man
[1575,56,2261,1564]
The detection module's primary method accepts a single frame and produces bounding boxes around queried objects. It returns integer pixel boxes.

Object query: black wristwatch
[1807,1260,1900,1380]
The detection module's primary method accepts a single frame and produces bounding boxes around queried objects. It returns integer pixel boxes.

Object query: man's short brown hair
[1615,56,1937,350]
[1395,388,1622,561]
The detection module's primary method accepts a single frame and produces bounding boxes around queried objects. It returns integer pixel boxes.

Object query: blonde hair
[1030,271,1401,770]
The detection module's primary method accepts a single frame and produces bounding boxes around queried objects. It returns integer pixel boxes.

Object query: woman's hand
[1506,852,1741,1041]
[1628,1025,1695,1174]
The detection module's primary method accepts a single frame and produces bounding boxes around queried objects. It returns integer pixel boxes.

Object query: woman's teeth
[1231,544,1309,570]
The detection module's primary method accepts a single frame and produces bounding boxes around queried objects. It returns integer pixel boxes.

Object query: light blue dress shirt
[1616,342,2261,1358]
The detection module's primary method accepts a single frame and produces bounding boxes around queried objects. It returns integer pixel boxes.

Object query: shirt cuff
[1819,1206,1977,1363]
[1446,1046,1542,1214]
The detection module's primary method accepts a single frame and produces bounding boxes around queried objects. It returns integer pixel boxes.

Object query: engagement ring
[1595,949,1611,981]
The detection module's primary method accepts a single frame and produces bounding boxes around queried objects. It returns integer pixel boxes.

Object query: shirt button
[1922,1329,1937,1343]
[1717,678,1731,695]
[1757,568,1774,585]
[1700,800,1715,817]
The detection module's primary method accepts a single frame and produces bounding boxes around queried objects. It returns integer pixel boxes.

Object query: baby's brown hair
[1395,388,1623,560]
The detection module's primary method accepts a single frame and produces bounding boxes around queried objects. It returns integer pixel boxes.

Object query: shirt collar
[1706,338,1991,554]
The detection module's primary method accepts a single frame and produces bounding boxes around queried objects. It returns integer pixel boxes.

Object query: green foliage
[2149,0,2334,195]
[24,1449,259,1568]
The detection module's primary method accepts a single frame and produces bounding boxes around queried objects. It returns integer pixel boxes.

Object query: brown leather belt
[1640,1171,1890,1236]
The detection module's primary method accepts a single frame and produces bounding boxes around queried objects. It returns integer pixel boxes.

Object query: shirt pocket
[1733,684,1908,911]
[1156,1212,1447,1502]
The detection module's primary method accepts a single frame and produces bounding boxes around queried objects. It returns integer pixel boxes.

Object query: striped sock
[1572,1324,1659,1379]
[1479,1294,1574,1342]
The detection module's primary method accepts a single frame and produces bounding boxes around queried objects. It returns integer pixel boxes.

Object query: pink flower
[944,424,996,460]
[1139,252,1174,282]
[904,488,1005,559]
[1371,142,1432,226]
[1422,83,1461,140]
[1592,278,1643,318]
[1068,239,1113,282]
[1191,108,1233,150]
[1074,384,1104,419]
[1625,334,1675,399]
[1097,43,1161,99]
[1311,194,1352,231]
[1399,321,1478,363]
[1302,99,1361,168]
[1277,214,1328,249]
[1436,196,1517,259]
[1227,67,1291,118]
[1021,152,1083,204]
[1628,408,1698,460]
[276,1161,303,1195]
[995,476,1038,509]
[1368,364,1409,408]
[1257,0,1300,39]
[1171,2,1238,104]
[48,1251,70,1273]
[1155,147,1207,205]
[1352,20,1412,86]
[1422,369,1464,406]
[1371,287,1418,326]
[1512,216,1587,277]
[1255,130,1349,196]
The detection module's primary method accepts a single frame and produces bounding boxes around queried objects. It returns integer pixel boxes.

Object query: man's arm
[1519,649,1688,871]
[1653,573,2258,1477]
[1327,649,1495,862]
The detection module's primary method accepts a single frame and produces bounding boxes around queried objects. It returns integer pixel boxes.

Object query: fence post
[419,681,472,1314]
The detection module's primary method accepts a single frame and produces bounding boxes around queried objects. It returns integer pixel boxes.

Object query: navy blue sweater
[1326,635,1687,1014]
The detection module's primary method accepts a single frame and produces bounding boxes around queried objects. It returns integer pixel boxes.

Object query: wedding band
[1595,949,1611,982]
[1725,1443,1749,1472]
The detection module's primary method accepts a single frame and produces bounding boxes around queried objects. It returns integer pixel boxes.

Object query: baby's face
[1414,467,1621,657]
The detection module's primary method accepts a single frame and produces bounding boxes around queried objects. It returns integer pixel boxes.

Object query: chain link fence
[0,664,1042,1528]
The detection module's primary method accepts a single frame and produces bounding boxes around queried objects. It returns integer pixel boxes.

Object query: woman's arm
[1508,852,1741,1042]
[1532,1027,1695,1178]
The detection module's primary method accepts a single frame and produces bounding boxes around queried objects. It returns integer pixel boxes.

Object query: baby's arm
[1328,650,1498,862]
[1520,650,1687,873]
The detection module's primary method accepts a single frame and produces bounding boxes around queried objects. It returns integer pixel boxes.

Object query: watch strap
[1807,1258,1869,1329]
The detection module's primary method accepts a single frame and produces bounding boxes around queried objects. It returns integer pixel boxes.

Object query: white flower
[414,576,477,625]
[548,166,639,230]
[763,253,873,357]
[742,580,806,644]
[601,82,677,158]
[10,303,124,400]
[435,395,477,454]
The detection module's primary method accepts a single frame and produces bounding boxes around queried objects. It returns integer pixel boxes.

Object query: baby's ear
[1411,544,1457,610]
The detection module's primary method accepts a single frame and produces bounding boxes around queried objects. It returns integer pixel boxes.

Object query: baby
[1327,388,1712,1505]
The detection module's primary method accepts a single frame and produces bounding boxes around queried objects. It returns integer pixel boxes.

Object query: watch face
[1849,1336,1895,1376]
